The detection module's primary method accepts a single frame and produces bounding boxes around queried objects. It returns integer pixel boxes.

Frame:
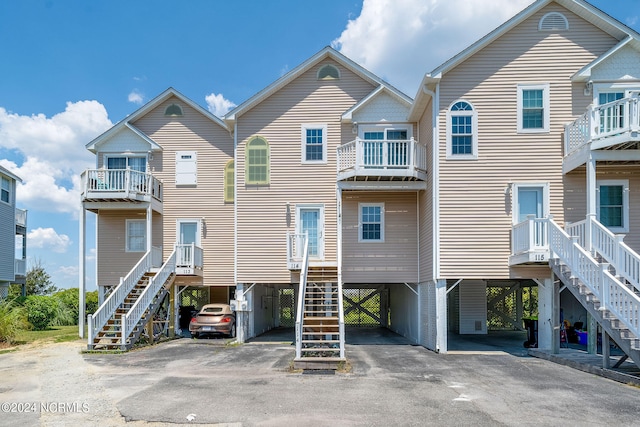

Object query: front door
[514,185,546,223]
[177,219,201,265]
[297,206,324,259]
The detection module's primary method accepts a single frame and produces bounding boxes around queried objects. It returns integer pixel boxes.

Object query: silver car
[189,304,236,338]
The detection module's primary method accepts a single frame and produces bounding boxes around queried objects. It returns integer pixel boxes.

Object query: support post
[169,284,175,337]
[587,313,597,355]
[585,154,596,254]
[78,207,86,339]
[435,279,448,354]
[602,331,610,369]
[537,275,558,352]
[146,204,152,255]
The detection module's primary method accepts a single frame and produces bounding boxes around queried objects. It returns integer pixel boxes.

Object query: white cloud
[27,227,72,254]
[0,100,112,214]
[627,16,638,27]
[58,265,79,277]
[128,90,144,105]
[205,92,237,117]
[333,0,534,95]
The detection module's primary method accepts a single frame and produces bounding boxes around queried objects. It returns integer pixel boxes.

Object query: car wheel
[229,323,236,338]
[193,332,199,339]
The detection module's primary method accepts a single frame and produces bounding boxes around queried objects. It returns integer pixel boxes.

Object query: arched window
[317,64,340,80]
[164,104,183,116]
[539,12,568,31]
[224,160,234,202]
[245,137,270,185]
[447,101,477,159]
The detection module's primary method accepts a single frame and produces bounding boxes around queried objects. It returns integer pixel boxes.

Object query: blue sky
[0,0,638,290]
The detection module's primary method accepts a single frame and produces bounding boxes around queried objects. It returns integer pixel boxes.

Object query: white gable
[591,45,640,81]
[352,92,410,123]
[97,127,156,154]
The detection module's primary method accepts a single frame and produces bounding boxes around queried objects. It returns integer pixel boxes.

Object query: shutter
[175,151,197,186]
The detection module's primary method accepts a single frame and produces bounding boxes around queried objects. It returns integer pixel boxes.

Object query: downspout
[233,121,238,288]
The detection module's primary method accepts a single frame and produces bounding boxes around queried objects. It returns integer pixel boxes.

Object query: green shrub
[24,295,58,330]
[0,299,30,343]
[51,288,100,325]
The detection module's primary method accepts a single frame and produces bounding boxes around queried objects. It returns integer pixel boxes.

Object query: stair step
[302,340,340,344]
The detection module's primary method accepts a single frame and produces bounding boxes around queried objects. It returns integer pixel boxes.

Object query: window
[126,220,146,252]
[317,64,340,80]
[598,92,624,134]
[361,127,411,166]
[446,101,477,159]
[224,160,234,203]
[301,124,327,163]
[245,137,270,185]
[1,176,10,204]
[165,104,183,116]
[539,12,568,31]
[517,84,550,133]
[598,180,628,232]
[106,156,146,172]
[175,151,197,186]
[359,203,384,242]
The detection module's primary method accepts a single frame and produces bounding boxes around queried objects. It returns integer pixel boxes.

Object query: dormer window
[165,103,183,116]
[539,12,568,31]
[317,64,340,80]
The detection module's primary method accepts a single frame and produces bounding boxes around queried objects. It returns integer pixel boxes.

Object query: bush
[0,299,30,343]
[51,288,100,326]
[24,295,59,330]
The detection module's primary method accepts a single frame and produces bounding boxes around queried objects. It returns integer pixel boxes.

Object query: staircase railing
[548,219,640,340]
[88,250,152,347]
[566,217,640,294]
[294,233,309,359]
[337,280,345,359]
[122,249,177,348]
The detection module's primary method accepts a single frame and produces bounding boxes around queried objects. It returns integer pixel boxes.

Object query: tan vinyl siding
[418,101,434,282]
[133,97,235,287]
[236,59,376,283]
[97,210,162,287]
[436,4,619,279]
[342,191,418,283]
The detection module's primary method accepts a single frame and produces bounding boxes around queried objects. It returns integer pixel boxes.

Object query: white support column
[235,283,245,343]
[586,154,597,253]
[146,204,152,254]
[538,275,559,352]
[435,279,448,354]
[78,207,86,339]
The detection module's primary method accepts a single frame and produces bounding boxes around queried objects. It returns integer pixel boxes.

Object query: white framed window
[245,136,270,185]
[360,126,411,167]
[301,124,328,164]
[296,204,325,258]
[517,84,550,133]
[1,176,10,204]
[175,151,197,186]
[126,219,146,252]
[359,203,384,242]
[512,183,550,224]
[317,64,340,80]
[597,180,629,232]
[446,100,478,159]
[104,155,147,172]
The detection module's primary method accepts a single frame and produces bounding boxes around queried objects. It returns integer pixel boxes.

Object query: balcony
[15,208,27,229]
[337,138,427,182]
[174,243,203,276]
[509,215,550,266]
[14,258,26,278]
[564,95,640,172]
[81,169,163,210]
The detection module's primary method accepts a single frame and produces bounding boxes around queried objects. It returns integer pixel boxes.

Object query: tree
[24,259,58,296]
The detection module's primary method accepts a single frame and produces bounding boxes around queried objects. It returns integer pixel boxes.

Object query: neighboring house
[81,0,640,370]
[409,0,640,364]
[0,165,26,299]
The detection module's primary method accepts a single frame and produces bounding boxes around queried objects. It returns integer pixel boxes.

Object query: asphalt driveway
[1,332,639,426]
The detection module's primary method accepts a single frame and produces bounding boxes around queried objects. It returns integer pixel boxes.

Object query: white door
[297,206,324,259]
[515,185,545,223]
[177,219,201,265]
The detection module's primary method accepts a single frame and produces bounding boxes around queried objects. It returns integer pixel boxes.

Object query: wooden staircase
[90,272,172,350]
[294,266,345,370]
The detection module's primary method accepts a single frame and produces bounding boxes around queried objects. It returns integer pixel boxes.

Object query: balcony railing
[287,232,306,270]
[174,243,203,275]
[565,95,640,156]
[337,138,427,180]
[510,215,550,264]
[14,258,26,277]
[15,208,27,228]
[81,169,163,202]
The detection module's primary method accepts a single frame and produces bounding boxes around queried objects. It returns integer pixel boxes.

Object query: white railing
[81,168,163,201]
[337,280,345,359]
[568,216,640,295]
[14,259,26,277]
[151,246,163,268]
[548,219,640,340]
[122,249,176,347]
[565,95,640,156]
[15,208,27,227]
[287,232,306,269]
[175,243,203,268]
[511,215,549,255]
[294,234,309,360]
[87,250,152,347]
[337,138,427,175]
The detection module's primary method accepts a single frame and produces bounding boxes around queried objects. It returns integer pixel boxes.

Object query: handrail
[511,215,548,255]
[287,232,306,264]
[14,259,26,276]
[88,250,152,346]
[337,138,427,173]
[548,219,640,340]
[175,243,203,268]
[122,249,177,347]
[294,233,309,359]
[565,95,640,156]
[81,168,163,201]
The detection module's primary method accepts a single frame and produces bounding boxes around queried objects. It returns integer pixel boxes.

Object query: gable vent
[539,12,569,31]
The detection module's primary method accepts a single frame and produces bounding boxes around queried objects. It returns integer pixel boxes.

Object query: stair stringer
[551,259,640,369]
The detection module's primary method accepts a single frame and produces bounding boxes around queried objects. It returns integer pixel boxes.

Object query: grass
[11,325,83,346]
